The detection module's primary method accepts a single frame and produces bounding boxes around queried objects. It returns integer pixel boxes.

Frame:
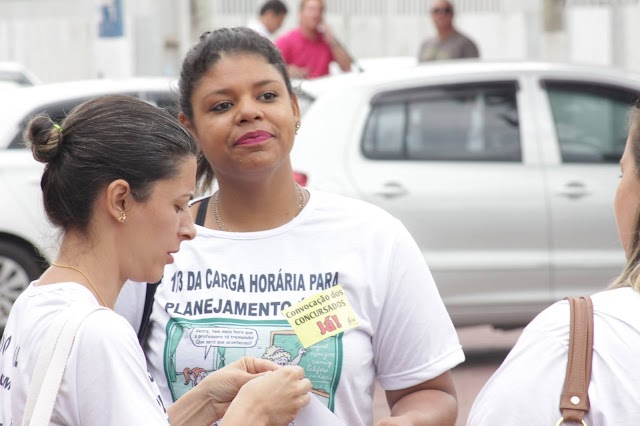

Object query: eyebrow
[204,79,282,97]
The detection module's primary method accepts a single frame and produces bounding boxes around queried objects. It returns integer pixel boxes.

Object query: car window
[362,82,521,162]
[0,70,33,86]
[8,92,172,149]
[545,81,633,163]
[294,88,315,117]
[8,99,94,149]
[146,91,180,118]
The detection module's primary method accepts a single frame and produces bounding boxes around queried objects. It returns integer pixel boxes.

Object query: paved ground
[372,325,523,425]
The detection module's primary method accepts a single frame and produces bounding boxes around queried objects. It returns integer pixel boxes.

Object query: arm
[329,42,352,72]
[373,221,464,426]
[322,26,352,72]
[377,372,457,426]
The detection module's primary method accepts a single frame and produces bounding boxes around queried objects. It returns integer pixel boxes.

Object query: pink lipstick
[235,130,272,146]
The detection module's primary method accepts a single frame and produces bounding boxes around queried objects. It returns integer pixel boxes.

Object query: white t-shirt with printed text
[0,282,169,426]
[118,189,465,426]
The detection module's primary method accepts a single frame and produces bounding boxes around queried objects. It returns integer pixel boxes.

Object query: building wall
[1,0,639,83]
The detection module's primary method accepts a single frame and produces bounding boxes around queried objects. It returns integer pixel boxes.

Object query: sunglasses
[431,7,453,15]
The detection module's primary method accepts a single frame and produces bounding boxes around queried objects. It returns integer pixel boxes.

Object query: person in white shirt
[0,94,311,426]
[117,27,464,426]
[247,0,288,40]
[468,101,640,425]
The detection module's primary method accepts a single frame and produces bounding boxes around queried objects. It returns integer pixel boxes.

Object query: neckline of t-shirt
[196,187,318,240]
[27,280,102,304]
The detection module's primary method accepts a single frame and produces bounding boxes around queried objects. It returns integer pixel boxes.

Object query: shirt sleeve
[373,220,465,390]
[462,39,479,58]
[71,311,170,425]
[274,35,291,63]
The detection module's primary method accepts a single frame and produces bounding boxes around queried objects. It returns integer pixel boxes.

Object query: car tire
[0,240,45,328]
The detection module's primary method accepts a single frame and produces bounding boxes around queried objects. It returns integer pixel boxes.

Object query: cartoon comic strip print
[163,318,343,411]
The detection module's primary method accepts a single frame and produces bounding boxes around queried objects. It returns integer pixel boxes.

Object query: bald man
[418,0,479,62]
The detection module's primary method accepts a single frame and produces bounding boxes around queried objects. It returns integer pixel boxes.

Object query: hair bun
[24,115,64,164]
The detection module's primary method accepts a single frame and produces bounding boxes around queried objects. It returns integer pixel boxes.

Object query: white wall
[3,0,640,83]
[0,0,96,82]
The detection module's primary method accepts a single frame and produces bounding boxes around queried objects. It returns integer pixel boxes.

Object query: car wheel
[0,241,45,328]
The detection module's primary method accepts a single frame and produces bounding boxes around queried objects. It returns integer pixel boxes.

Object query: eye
[212,101,233,112]
[258,91,278,102]
[175,202,189,213]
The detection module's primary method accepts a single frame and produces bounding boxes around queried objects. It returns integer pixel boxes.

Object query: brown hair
[24,95,197,232]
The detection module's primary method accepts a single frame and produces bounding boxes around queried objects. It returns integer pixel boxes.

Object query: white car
[0,78,178,326]
[0,62,42,87]
[292,60,635,328]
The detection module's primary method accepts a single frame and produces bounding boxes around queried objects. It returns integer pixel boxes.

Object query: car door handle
[374,182,408,199]
[556,181,592,200]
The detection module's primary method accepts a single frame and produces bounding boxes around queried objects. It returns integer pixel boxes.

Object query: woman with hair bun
[0,94,311,426]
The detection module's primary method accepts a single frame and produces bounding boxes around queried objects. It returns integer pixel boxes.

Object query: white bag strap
[22,305,107,426]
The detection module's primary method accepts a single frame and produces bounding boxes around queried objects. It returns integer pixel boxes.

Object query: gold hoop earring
[118,210,126,222]
[295,121,301,135]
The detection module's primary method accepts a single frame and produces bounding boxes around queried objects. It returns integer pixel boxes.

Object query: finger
[299,378,312,394]
[280,365,306,379]
[241,356,281,374]
[297,392,311,408]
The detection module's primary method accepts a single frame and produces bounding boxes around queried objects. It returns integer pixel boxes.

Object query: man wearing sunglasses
[418,0,479,62]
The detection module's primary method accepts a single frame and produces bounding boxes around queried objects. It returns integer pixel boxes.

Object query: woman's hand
[199,356,282,419]
[221,365,312,426]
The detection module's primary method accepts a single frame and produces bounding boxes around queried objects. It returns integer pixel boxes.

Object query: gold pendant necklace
[212,183,307,232]
[51,262,107,307]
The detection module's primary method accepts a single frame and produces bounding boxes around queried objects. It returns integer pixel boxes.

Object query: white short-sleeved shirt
[1,282,169,426]
[117,189,465,426]
[468,287,640,425]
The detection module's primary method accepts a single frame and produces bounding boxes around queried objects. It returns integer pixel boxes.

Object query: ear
[290,93,301,124]
[105,179,132,222]
[179,112,197,138]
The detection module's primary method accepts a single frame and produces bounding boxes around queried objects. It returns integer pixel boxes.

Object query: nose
[180,214,196,241]
[235,97,264,124]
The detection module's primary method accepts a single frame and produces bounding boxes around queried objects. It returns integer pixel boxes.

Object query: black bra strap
[195,197,211,226]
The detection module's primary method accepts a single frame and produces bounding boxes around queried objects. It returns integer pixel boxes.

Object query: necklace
[212,183,307,232]
[51,262,107,307]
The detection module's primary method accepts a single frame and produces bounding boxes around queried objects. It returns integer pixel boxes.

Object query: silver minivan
[292,61,634,328]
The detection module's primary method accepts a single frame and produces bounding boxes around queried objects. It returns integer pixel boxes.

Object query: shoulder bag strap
[22,306,107,426]
[557,296,593,426]
[195,197,211,227]
[138,281,160,344]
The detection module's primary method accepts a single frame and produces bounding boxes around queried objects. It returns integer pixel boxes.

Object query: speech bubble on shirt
[190,327,258,358]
